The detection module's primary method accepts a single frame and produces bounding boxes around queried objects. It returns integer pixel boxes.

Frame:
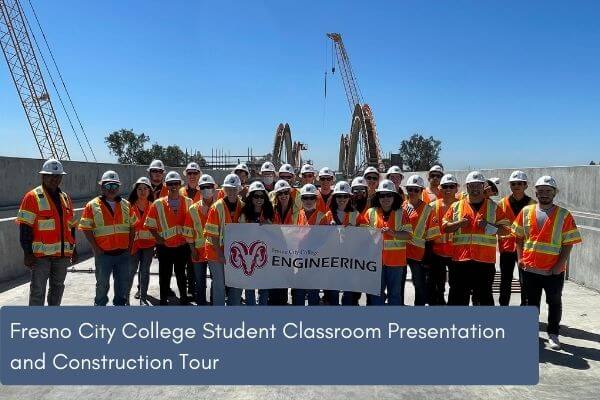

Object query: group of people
[17,157,582,349]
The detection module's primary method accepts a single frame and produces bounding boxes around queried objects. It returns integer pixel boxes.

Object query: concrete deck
[1,257,599,400]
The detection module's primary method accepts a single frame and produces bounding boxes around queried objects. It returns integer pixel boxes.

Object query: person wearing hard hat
[423,165,444,203]
[238,181,274,305]
[16,159,77,306]
[428,174,459,305]
[233,163,251,198]
[483,179,500,202]
[403,175,441,306]
[362,179,413,305]
[363,166,380,197]
[181,162,202,202]
[322,181,367,306]
[497,171,536,306]
[442,171,510,306]
[351,176,369,215]
[292,184,328,306]
[386,165,406,201]
[316,167,335,213]
[512,176,582,350]
[204,174,244,306]
[260,161,277,191]
[147,159,168,199]
[300,163,317,186]
[144,171,192,305]
[127,177,155,305]
[275,163,302,215]
[79,171,136,306]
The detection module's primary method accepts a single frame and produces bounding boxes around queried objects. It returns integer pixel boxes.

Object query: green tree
[399,133,442,171]
[105,129,149,164]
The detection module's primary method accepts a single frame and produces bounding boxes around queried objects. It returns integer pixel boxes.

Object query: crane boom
[0,0,70,160]
[326,32,362,113]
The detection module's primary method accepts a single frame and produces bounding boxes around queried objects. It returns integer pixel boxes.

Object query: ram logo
[229,241,268,276]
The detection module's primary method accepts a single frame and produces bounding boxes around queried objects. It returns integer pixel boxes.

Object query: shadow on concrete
[540,322,600,344]
[0,273,29,294]
[539,340,590,370]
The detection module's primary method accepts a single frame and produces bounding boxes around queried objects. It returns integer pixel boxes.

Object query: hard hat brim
[39,170,67,175]
[99,179,120,185]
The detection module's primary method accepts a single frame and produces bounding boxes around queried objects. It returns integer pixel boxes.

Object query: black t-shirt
[469,201,484,213]
[508,195,532,216]
[225,199,237,213]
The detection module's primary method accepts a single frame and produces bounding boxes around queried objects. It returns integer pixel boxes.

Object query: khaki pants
[29,257,69,306]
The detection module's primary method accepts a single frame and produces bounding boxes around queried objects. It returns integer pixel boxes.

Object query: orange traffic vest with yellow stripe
[323,210,363,226]
[421,188,439,203]
[79,197,134,252]
[363,207,412,267]
[16,185,76,257]
[430,198,455,258]
[144,196,192,247]
[180,186,201,203]
[131,201,155,253]
[296,209,326,226]
[497,196,536,253]
[405,201,441,261]
[183,199,211,262]
[203,198,244,261]
[512,205,582,272]
[273,200,298,224]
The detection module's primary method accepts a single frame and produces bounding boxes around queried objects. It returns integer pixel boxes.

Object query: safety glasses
[441,184,457,190]
[149,169,163,174]
[406,187,421,193]
[252,194,265,200]
[335,195,350,200]
[429,174,443,180]
[379,193,395,199]
[166,181,180,187]
[365,175,379,181]
[320,176,333,181]
[301,196,316,202]
[186,171,200,176]
[510,182,525,186]
[102,183,120,191]
[276,191,290,197]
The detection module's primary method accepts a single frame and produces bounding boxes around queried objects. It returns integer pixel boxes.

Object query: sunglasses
[252,194,265,200]
[336,195,350,200]
[365,176,379,181]
[186,171,200,176]
[320,176,333,181]
[441,184,457,189]
[166,182,180,187]
[429,174,443,179]
[379,193,395,199]
[406,187,421,193]
[102,183,120,191]
[352,188,367,194]
[279,175,293,180]
[149,169,163,174]
[277,191,290,196]
[301,196,316,201]
[302,173,315,178]
[510,182,525,186]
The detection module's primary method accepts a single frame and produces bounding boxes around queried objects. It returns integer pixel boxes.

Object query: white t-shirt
[106,200,116,212]
[536,205,554,227]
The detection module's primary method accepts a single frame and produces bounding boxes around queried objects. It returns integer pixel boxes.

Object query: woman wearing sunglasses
[239,181,274,305]
[362,179,413,305]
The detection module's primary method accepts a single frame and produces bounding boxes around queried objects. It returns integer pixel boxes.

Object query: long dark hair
[242,190,274,221]
[128,183,154,204]
[370,192,402,211]
[329,193,354,213]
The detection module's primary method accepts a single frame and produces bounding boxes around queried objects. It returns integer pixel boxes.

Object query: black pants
[268,289,289,305]
[499,251,527,306]
[448,261,495,306]
[186,258,196,298]
[428,254,450,305]
[157,244,189,303]
[522,270,564,335]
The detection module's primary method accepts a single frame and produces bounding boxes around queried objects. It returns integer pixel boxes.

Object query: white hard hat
[405,174,426,188]
[247,181,266,194]
[333,181,352,195]
[300,164,316,175]
[260,161,276,173]
[273,179,292,193]
[199,174,216,186]
[183,162,201,176]
[278,163,295,175]
[535,175,558,189]
[440,174,458,186]
[300,184,318,197]
[489,177,501,186]
[39,158,66,175]
[318,166,334,177]
[465,171,486,184]
[509,170,528,182]
[99,170,120,184]
[363,166,379,176]
[429,165,444,174]
[164,171,183,183]
[386,165,403,176]
[234,163,250,175]
[351,176,368,188]
[376,179,397,193]
[147,159,165,172]
[133,176,151,188]
[222,173,241,188]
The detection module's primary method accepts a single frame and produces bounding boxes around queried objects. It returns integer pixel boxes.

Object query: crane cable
[26,0,97,162]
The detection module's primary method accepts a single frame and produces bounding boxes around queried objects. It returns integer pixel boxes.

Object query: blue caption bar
[0,306,539,385]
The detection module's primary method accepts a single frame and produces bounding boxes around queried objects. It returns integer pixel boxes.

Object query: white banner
[224,224,383,295]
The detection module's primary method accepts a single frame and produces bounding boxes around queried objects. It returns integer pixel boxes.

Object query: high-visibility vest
[144,196,192,247]
[444,198,508,264]
[512,205,582,272]
[497,196,536,253]
[323,210,363,226]
[239,211,272,224]
[152,184,169,199]
[183,199,211,262]
[203,198,244,261]
[296,209,326,225]
[405,201,441,261]
[131,201,155,253]
[316,190,333,213]
[430,198,455,258]
[363,207,413,267]
[273,201,298,224]
[422,188,439,203]
[79,197,135,252]
[16,185,76,258]
[180,186,201,203]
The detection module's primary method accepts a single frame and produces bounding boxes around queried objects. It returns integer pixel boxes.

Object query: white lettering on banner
[224,224,383,295]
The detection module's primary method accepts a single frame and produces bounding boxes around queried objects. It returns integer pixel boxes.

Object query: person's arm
[443,218,469,233]
[551,245,573,275]
[149,229,165,245]
[515,238,524,268]
[19,224,36,267]
[207,236,224,263]
[83,230,103,255]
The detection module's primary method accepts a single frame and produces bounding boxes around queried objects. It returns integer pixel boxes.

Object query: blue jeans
[129,247,153,302]
[245,289,269,305]
[292,289,320,305]
[408,259,427,306]
[367,266,407,305]
[193,262,208,305]
[94,252,130,306]
[208,261,225,305]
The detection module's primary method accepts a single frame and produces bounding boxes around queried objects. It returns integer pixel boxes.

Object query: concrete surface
[0,257,599,400]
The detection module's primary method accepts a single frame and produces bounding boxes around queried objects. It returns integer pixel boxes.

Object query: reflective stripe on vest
[189,206,206,248]
[154,197,192,240]
[32,241,74,256]
[349,211,358,226]
[454,200,497,247]
[33,186,51,211]
[91,199,131,237]
[369,208,407,251]
[410,204,431,249]
[522,206,568,256]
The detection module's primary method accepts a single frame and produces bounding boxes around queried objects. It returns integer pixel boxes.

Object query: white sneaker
[548,334,561,350]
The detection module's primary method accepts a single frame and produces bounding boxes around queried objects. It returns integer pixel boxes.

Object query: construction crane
[0,0,70,160]
[271,122,306,171]
[327,32,384,177]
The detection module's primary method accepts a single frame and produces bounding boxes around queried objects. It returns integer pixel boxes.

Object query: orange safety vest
[405,201,441,261]
[422,187,440,203]
[272,200,298,224]
[16,185,77,258]
[511,205,582,272]
[183,199,211,262]
[430,198,455,258]
[131,201,155,253]
[497,196,536,253]
[363,207,412,267]
[296,209,327,225]
[316,190,333,213]
[152,184,169,199]
[79,197,135,252]
[144,196,192,247]
[180,186,201,203]
[203,198,244,261]
[443,198,508,264]
[323,210,364,226]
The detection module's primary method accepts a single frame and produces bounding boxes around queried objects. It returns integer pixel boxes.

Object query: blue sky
[0,0,598,170]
